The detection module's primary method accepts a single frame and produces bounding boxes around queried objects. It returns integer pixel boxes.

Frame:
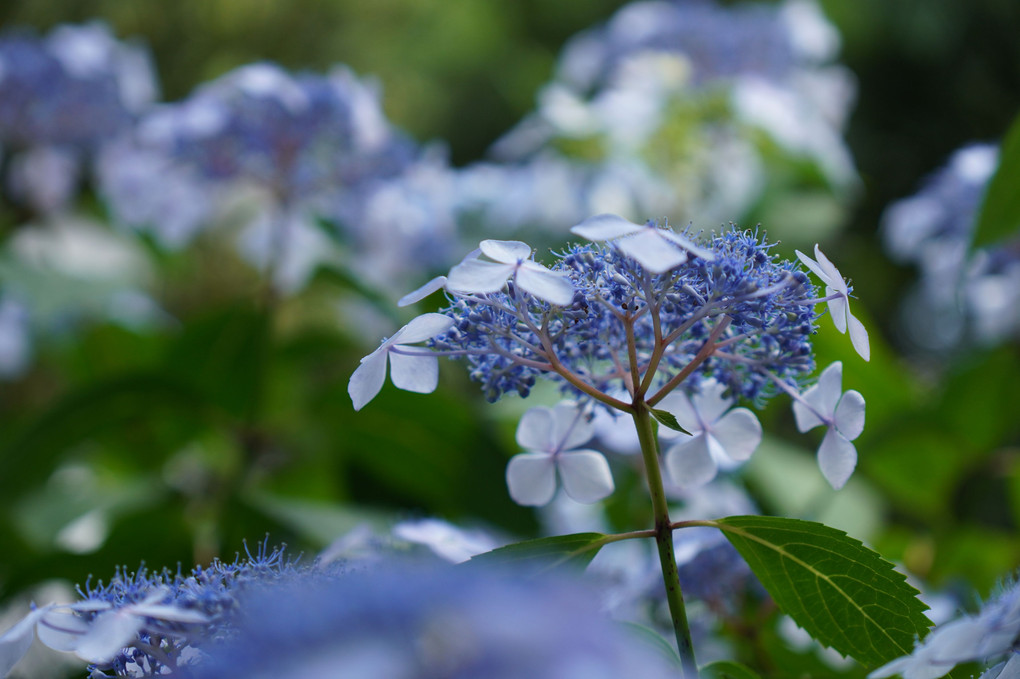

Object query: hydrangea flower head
[506,401,614,506]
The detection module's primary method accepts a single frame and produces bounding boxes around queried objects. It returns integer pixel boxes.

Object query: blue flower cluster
[0,22,155,213]
[176,564,679,679]
[69,543,322,677]
[432,226,817,407]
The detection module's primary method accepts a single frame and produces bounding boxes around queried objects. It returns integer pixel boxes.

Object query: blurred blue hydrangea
[177,563,679,679]
[0,21,156,215]
[457,0,857,241]
[882,143,1020,351]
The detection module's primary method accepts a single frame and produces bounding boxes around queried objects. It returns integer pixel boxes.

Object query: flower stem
[632,404,697,677]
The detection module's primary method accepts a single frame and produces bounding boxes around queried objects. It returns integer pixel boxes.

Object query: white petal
[558,450,615,503]
[616,230,688,274]
[817,428,857,490]
[827,293,849,334]
[813,245,847,295]
[867,657,914,679]
[659,229,716,261]
[712,408,762,462]
[127,604,208,623]
[397,276,447,307]
[693,380,733,423]
[348,348,388,411]
[506,453,557,506]
[447,258,514,294]
[37,609,90,651]
[795,248,832,285]
[516,406,556,453]
[932,617,996,662]
[656,391,702,434]
[392,313,454,344]
[792,396,825,433]
[74,610,145,663]
[807,362,843,416]
[0,608,49,676]
[550,402,595,451]
[570,213,643,241]
[388,351,439,394]
[515,262,575,305]
[834,390,865,441]
[847,309,871,362]
[479,239,532,264]
[665,435,719,487]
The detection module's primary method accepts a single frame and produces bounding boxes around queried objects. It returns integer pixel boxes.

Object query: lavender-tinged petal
[826,293,849,334]
[812,361,844,415]
[74,610,146,664]
[847,309,871,361]
[516,407,557,453]
[397,276,447,307]
[388,351,439,394]
[665,435,718,487]
[0,608,50,676]
[391,313,455,344]
[506,453,557,506]
[557,450,615,503]
[792,386,826,433]
[348,348,389,411]
[795,248,832,285]
[515,261,575,306]
[834,389,865,441]
[711,408,762,462]
[479,239,532,264]
[813,245,847,294]
[657,392,702,434]
[616,230,688,274]
[570,213,643,241]
[446,258,514,294]
[126,604,209,624]
[36,609,90,651]
[659,229,717,261]
[693,380,733,423]
[551,402,596,451]
[817,428,856,490]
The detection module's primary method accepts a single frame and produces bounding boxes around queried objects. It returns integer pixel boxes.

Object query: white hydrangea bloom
[792,361,865,489]
[446,239,574,305]
[796,244,870,361]
[571,213,714,274]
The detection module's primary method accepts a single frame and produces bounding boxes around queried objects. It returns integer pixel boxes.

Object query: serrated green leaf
[650,408,691,435]
[699,660,763,679]
[713,516,931,666]
[465,532,606,571]
[973,112,1020,247]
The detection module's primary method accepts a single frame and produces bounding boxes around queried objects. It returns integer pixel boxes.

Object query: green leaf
[973,111,1020,247]
[650,408,691,435]
[699,660,763,679]
[465,532,606,571]
[618,621,682,669]
[713,515,931,666]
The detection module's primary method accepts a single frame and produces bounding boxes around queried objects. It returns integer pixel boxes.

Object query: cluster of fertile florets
[430,226,819,407]
[349,213,869,492]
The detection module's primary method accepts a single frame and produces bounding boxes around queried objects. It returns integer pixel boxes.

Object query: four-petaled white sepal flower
[792,361,865,490]
[506,401,615,506]
[659,380,763,487]
[446,240,574,306]
[796,244,870,362]
[348,313,454,411]
[570,213,715,274]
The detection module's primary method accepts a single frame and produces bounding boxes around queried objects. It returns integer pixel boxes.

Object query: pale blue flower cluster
[0,542,328,678]
[0,22,156,214]
[177,564,679,679]
[882,143,1020,350]
[431,224,819,406]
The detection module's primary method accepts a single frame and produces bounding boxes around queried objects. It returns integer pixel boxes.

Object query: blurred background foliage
[0,0,1019,675]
